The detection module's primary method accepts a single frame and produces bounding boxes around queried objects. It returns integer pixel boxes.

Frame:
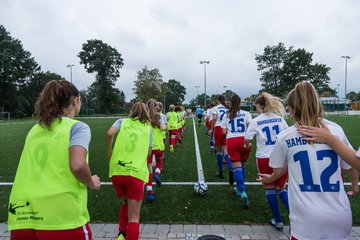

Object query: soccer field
[1,116,360,224]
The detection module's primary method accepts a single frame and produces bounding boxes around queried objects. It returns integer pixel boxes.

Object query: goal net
[0,112,10,121]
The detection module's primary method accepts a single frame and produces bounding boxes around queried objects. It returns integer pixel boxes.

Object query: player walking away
[145,99,167,203]
[259,82,353,240]
[8,80,101,240]
[209,95,230,178]
[175,106,185,144]
[205,103,216,152]
[156,102,167,166]
[167,104,178,153]
[195,105,204,126]
[245,92,289,230]
[106,102,152,240]
[221,94,252,208]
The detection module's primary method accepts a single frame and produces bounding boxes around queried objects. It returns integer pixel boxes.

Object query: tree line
[2,24,350,117]
[0,25,186,117]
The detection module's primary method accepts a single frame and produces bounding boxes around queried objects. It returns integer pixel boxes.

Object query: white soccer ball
[194,181,208,196]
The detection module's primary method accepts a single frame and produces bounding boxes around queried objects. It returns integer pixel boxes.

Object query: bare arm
[343,168,359,196]
[69,146,100,190]
[160,124,167,131]
[257,167,287,184]
[106,126,118,161]
[298,121,360,171]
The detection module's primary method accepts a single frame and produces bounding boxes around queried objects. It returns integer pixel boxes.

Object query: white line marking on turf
[192,117,205,182]
[0,181,356,186]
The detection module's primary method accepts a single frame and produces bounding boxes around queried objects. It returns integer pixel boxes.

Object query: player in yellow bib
[8,80,101,240]
[166,105,179,152]
[144,99,167,203]
[106,102,152,240]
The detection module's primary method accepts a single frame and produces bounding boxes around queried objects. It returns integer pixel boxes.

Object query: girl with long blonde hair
[259,82,353,239]
[245,92,289,229]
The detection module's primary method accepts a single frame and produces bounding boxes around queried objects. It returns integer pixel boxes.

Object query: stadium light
[341,56,350,114]
[200,61,210,106]
[67,64,75,83]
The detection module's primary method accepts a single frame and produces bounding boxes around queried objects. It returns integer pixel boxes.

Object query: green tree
[222,89,237,100]
[163,79,186,109]
[255,42,332,97]
[20,71,64,116]
[78,39,124,114]
[347,91,360,102]
[133,66,164,102]
[0,25,39,114]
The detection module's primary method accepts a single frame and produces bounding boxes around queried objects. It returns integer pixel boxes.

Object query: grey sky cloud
[1,0,359,102]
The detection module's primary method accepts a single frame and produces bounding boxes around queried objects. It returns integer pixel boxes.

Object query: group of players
[196,81,359,240]
[7,79,360,240]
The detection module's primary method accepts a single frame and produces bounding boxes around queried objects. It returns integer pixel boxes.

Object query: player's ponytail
[286,81,323,127]
[228,94,241,120]
[147,99,160,128]
[169,104,175,112]
[129,102,150,124]
[255,92,285,116]
[217,95,230,108]
[156,102,163,113]
[35,80,79,130]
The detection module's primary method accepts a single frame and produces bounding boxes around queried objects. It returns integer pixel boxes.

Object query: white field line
[0,182,356,186]
[192,117,205,182]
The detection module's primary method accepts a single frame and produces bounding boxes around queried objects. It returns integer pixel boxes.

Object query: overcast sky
[1,0,359,102]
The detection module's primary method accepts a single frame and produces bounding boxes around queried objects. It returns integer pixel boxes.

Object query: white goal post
[0,112,10,121]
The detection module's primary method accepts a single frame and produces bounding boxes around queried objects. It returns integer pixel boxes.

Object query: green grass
[1,116,360,224]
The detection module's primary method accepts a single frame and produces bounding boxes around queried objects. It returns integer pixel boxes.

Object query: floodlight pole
[200,61,210,106]
[67,64,75,83]
[341,56,350,115]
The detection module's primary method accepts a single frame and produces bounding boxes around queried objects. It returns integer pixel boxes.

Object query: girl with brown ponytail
[209,95,230,178]
[145,99,167,203]
[220,94,252,208]
[9,80,100,240]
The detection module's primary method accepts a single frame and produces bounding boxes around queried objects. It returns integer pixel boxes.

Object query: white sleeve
[246,112,252,124]
[282,118,289,129]
[269,140,287,168]
[245,120,257,140]
[211,108,217,115]
[356,147,360,158]
[221,114,228,129]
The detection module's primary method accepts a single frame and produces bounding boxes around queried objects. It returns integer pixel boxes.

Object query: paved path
[2,223,360,240]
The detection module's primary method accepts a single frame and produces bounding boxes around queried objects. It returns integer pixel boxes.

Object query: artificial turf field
[1,115,360,224]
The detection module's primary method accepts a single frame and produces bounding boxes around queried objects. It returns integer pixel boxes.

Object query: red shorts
[206,119,210,129]
[257,158,288,188]
[147,149,164,163]
[112,175,145,201]
[226,137,251,163]
[11,224,92,240]
[169,129,178,136]
[214,126,226,147]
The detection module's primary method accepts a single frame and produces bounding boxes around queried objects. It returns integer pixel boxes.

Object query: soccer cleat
[216,172,224,179]
[269,218,284,230]
[117,233,125,240]
[241,191,249,209]
[228,169,234,185]
[234,188,241,198]
[147,192,155,203]
[170,145,174,153]
[154,174,162,187]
